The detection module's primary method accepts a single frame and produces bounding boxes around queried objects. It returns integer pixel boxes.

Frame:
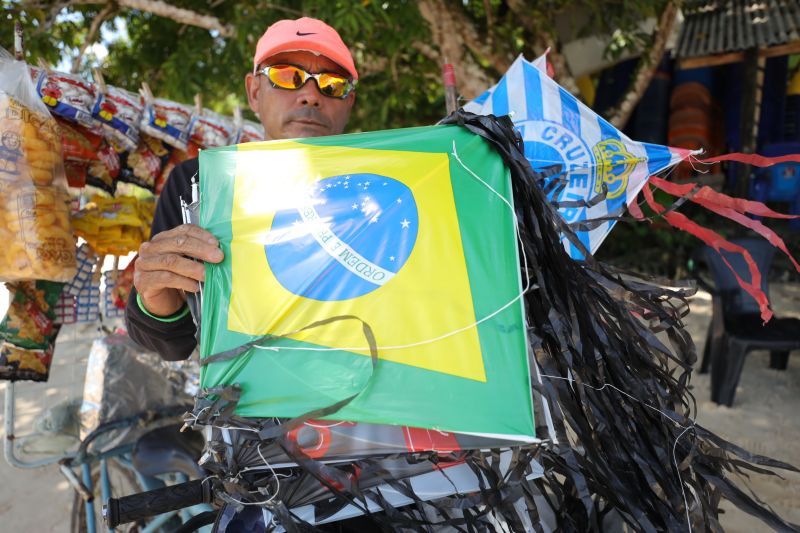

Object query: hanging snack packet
[29,65,102,134]
[87,140,121,194]
[233,119,265,144]
[92,85,142,151]
[71,196,155,255]
[189,109,234,148]
[118,134,171,192]
[154,142,199,195]
[139,84,194,151]
[0,280,64,382]
[0,49,77,282]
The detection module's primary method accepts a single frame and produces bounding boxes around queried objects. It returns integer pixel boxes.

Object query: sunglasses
[258,64,356,99]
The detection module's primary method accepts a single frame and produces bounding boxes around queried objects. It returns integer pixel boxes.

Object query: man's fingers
[140,233,223,263]
[136,252,207,281]
[135,270,202,294]
[152,224,218,246]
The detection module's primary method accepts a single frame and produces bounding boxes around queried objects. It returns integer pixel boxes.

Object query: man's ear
[244,73,260,114]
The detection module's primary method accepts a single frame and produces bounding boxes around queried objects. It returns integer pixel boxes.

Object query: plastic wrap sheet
[80,334,195,452]
[0,48,77,283]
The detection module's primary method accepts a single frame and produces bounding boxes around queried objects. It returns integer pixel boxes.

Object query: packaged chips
[140,93,195,151]
[0,48,77,282]
[71,195,156,255]
[233,119,265,144]
[0,280,64,382]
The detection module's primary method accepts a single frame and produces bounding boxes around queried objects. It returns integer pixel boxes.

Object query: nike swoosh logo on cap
[296,31,316,36]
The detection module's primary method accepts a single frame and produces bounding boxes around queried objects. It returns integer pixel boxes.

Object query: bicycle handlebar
[104,479,212,528]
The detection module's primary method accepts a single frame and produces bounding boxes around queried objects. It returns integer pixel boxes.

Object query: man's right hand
[133,224,224,317]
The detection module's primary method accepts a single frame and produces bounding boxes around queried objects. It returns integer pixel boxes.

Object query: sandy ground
[1,284,799,532]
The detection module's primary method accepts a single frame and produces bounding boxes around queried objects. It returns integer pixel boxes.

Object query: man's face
[245,50,355,140]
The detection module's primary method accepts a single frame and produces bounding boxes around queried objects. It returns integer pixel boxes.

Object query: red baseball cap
[253,17,359,80]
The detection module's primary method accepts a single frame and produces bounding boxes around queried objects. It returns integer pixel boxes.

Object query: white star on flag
[401,218,410,229]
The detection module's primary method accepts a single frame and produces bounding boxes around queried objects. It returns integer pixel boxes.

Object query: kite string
[252,141,532,354]
[539,374,696,533]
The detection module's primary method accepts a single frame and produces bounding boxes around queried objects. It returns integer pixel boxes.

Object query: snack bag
[233,119,265,144]
[189,110,234,148]
[57,118,111,191]
[0,280,64,382]
[140,95,194,151]
[29,65,102,134]
[118,134,171,192]
[111,257,136,309]
[0,49,77,282]
[71,196,155,255]
[92,85,142,151]
[154,142,199,195]
[87,140,121,194]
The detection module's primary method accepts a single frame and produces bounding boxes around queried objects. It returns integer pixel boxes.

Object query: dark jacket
[125,158,200,361]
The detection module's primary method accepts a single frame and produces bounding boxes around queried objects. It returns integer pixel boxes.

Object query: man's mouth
[290,118,326,128]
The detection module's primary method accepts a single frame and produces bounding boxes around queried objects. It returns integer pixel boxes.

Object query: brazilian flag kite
[199,125,535,442]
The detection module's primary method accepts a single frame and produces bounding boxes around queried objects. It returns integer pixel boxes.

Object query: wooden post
[443,62,458,115]
[13,21,23,60]
[736,48,759,198]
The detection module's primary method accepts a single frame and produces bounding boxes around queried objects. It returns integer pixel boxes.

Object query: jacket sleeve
[125,159,199,361]
[125,286,198,361]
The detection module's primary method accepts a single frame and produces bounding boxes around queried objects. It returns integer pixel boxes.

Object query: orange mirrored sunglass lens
[267,65,306,88]
[265,65,351,98]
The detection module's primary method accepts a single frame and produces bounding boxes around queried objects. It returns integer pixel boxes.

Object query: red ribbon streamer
[698,152,800,166]
[640,183,773,322]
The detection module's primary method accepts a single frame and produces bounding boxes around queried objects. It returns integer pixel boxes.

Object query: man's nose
[297,80,322,107]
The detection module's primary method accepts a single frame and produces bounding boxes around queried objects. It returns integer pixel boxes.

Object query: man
[126,17,357,360]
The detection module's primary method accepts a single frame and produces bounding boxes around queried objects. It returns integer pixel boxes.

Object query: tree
[1,1,670,131]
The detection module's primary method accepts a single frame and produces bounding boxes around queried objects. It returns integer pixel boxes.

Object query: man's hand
[134,224,224,317]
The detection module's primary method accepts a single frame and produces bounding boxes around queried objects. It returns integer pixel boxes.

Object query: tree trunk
[417,0,509,100]
[606,1,678,128]
[506,0,580,95]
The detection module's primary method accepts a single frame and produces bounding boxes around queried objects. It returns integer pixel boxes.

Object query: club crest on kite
[592,138,643,199]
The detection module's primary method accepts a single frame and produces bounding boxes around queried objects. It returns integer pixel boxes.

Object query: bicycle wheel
[70,457,142,533]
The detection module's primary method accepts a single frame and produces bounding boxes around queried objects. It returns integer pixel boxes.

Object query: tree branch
[68,0,235,36]
[417,0,507,100]
[71,3,115,73]
[606,1,678,128]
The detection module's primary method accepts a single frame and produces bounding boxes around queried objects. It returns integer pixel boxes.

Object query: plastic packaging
[0,48,77,282]
[71,195,155,255]
[79,334,194,451]
[233,119,265,144]
[118,134,171,192]
[154,142,198,195]
[91,85,143,151]
[0,280,64,381]
[29,65,103,134]
[189,109,234,148]
[139,87,194,150]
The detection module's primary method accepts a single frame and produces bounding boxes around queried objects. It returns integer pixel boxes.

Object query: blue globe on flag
[266,173,419,301]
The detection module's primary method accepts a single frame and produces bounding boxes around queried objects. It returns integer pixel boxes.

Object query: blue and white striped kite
[464,55,695,259]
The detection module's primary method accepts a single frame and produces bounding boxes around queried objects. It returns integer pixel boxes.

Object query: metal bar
[3,383,69,468]
[60,463,93,501]
[101,458,115,532]
[83,462,98,533]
